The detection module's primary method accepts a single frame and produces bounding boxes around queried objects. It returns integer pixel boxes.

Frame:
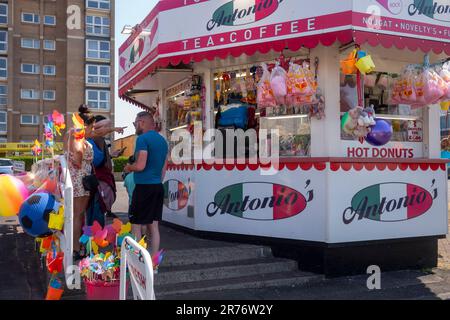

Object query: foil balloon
[0,175,29,217]
[366,119,393,147]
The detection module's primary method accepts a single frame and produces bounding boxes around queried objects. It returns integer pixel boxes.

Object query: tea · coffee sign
[207,0,284,31]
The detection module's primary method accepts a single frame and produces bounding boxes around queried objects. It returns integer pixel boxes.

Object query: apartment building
[0,0,115,143]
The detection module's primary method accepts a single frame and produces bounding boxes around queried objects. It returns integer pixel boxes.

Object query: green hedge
[113,157,129,173]
[9,156,35,171]
[8,156,129,173]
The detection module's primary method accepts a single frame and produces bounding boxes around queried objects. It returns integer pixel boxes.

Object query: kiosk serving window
[213,62,312,158]
[340,72,424,143]
[165,75,204,155]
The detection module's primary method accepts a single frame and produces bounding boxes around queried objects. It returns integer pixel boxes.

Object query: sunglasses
[133,120,143,127]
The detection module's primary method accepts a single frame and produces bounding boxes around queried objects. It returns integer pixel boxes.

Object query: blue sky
[114,0,158,138]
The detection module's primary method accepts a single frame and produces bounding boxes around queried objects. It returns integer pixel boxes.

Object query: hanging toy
[18,192,60,238]
[366,119,393,146]
[0,175,29,217]
[32,139,42,157]
[340,49,358,75]
[355,50,376,75]
[50,110,66,136]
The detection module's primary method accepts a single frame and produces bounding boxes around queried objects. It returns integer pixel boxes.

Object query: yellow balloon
[441,101,450,112]
[0,175,29,217]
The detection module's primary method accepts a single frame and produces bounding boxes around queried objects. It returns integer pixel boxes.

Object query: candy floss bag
[257,63,276,108]
[439,62,450,100]
[423,67,445,105]
[399,67,417,104]
[270,63,288,105]
[286,62,300,107]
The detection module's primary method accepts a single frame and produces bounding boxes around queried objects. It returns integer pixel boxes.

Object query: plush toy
[358,105,376,127]
[342,106,362,136]
[342,106,372,139]
[308,88,325,120]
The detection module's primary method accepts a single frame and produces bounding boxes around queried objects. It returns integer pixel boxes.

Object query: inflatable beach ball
[19,193,59,238]
[0,175,29,217]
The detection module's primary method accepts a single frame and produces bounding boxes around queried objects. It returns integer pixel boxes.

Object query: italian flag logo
[164,180,189,211]
[350,183,433,222]
[209,182,307,221]
[208,0,281,30]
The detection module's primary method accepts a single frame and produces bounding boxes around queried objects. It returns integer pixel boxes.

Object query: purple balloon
[366,119,393,147]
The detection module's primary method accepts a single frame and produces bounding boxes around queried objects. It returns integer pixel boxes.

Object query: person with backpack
[84,112,125,226]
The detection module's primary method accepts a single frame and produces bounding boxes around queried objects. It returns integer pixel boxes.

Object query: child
[123,156,136,206]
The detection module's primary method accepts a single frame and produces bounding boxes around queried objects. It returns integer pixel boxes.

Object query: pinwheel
[51,110,66,136]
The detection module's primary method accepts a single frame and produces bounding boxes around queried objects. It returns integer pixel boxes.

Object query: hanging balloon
[19,193,60,238]
[0,175,29,217]
[366,119,393,147]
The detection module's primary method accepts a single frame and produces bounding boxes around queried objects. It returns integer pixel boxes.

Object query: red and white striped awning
[119,0,450,101]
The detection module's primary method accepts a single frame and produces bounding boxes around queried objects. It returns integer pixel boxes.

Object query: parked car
[0,158,13,175]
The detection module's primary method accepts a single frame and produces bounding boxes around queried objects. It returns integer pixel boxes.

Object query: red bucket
[84,280,120,300]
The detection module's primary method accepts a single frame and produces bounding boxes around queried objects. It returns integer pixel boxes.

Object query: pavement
[1,182,450,300]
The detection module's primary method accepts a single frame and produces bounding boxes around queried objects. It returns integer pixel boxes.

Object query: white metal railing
[58,155,74,288]
[120,236,155,300]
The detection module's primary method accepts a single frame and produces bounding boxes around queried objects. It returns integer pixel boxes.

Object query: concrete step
[155,271,322,299]
[155,258,297,286]
[161,245,272,267]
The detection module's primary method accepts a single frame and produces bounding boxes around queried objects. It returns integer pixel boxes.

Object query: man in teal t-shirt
[124,112,168,269]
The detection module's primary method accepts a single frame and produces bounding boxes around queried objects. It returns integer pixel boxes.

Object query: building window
[21,63,40,74]
[0,85,7,106]
[86,90,110,110]
[0,4,8,25]
[44,15,56,26]
[22,13,40,24]
[43,90,55,101]
[20,115,39,125]
[0,57,7,78]
[0,31,7,52]
[87,0,110,10]
[86,64,110,85]
[86,15,110,37]
[0,111,6,132]
[21,38,40,49]
[43,40,56,51]
[43,65,56,76]
[21,89,40,100]
[86,40,110,60]
[0,137,6,143]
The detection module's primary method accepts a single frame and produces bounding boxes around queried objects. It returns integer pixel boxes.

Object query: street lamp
[121,24,152,36]
[121,24,139,35]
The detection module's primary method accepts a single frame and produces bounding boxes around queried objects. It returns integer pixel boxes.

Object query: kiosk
[119,0,449,276]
